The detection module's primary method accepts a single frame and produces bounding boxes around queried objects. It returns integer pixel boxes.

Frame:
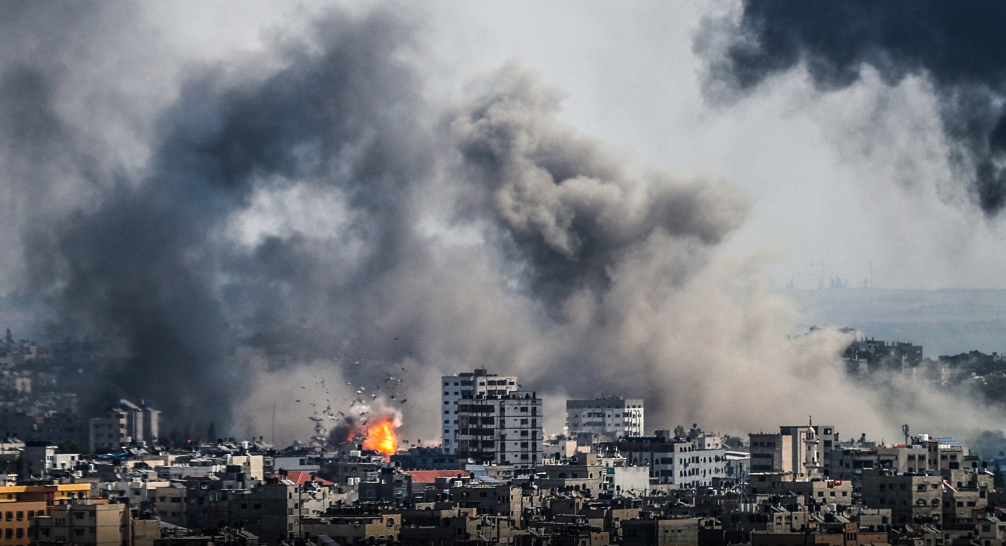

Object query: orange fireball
[363,420,398,456]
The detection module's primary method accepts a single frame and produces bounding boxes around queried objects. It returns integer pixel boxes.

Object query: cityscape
[3,329,1006,546]
[5,1,1006,546]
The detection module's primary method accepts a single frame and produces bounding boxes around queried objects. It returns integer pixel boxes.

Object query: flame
[363,420,398,456]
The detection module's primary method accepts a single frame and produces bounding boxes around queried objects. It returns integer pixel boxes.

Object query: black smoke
[697,0,1006,215]
[2,4,433,432]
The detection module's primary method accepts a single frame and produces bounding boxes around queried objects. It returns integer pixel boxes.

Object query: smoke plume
[0,2,1002,446]
[696,0,1006,215]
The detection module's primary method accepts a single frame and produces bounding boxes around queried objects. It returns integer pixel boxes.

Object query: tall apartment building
[441,369,519,455]
[88,399,160,452]
[456,391,542,466]
[565,397,644,441]
[749,423,837,478]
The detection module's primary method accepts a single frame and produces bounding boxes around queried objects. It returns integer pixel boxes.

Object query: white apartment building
[601,431,729,487]
[441,368,518,455]
[565,397,644,441]
[456,391,543,466]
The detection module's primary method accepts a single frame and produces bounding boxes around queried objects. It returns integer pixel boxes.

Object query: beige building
[0,500,46,546]
[746,473,852,508]
[751,521,887,546]
[860,468,943,525]
[301,514,399,544]
[226,455,264,481]
[622,517,700,546]
[32,502,157,546]
[750,424,836,479]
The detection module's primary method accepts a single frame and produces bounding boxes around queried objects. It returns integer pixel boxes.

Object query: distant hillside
[789,288,1006,357]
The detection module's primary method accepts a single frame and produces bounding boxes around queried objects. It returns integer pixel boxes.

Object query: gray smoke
[2,3,433,433]
[696,0,1006,215]
[2,2,1003,445]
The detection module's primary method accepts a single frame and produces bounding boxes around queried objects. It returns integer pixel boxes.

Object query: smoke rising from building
[0,2,1003,445]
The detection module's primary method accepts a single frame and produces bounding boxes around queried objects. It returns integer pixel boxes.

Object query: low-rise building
[860,468,942,525]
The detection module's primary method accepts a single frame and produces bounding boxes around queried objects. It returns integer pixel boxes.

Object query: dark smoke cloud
[3,4,433,431]
[696,0,1006,214]
[3,2,1003,446]
[451,65,749,305]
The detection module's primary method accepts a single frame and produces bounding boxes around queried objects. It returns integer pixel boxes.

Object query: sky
[139,1,1006,291]
[420,2,1006,291]
[4,1,1006,446]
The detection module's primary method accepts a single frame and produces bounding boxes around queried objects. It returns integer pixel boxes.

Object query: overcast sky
[21,0,1006,291]
[421,2,1006,291]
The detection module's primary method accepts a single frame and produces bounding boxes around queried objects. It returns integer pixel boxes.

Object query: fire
[363,420,398,456]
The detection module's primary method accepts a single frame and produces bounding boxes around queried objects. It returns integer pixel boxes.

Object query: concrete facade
[441,369,518,455]
[566,397,644,441]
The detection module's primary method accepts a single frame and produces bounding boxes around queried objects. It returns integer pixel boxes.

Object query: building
[390,447,460,470]
[565,397,644,442]
[0,500,46,546]
[860,468,943,525]
[830,444,929,486]
[750,521,887,546]
[88,400,160,452]
[18,442,56,480]
[0,483,91,513]
[600,431,728,487]
[622,517,700,546]
[915,434,970,470]
[301,514,400,545]
[750,424,836,479]
[31,502,160,546]
[746,473,853,508]
[456,391,542,466]
[441,369,519,455]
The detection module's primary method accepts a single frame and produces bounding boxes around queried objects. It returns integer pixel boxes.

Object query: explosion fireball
[362,420,398,456]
